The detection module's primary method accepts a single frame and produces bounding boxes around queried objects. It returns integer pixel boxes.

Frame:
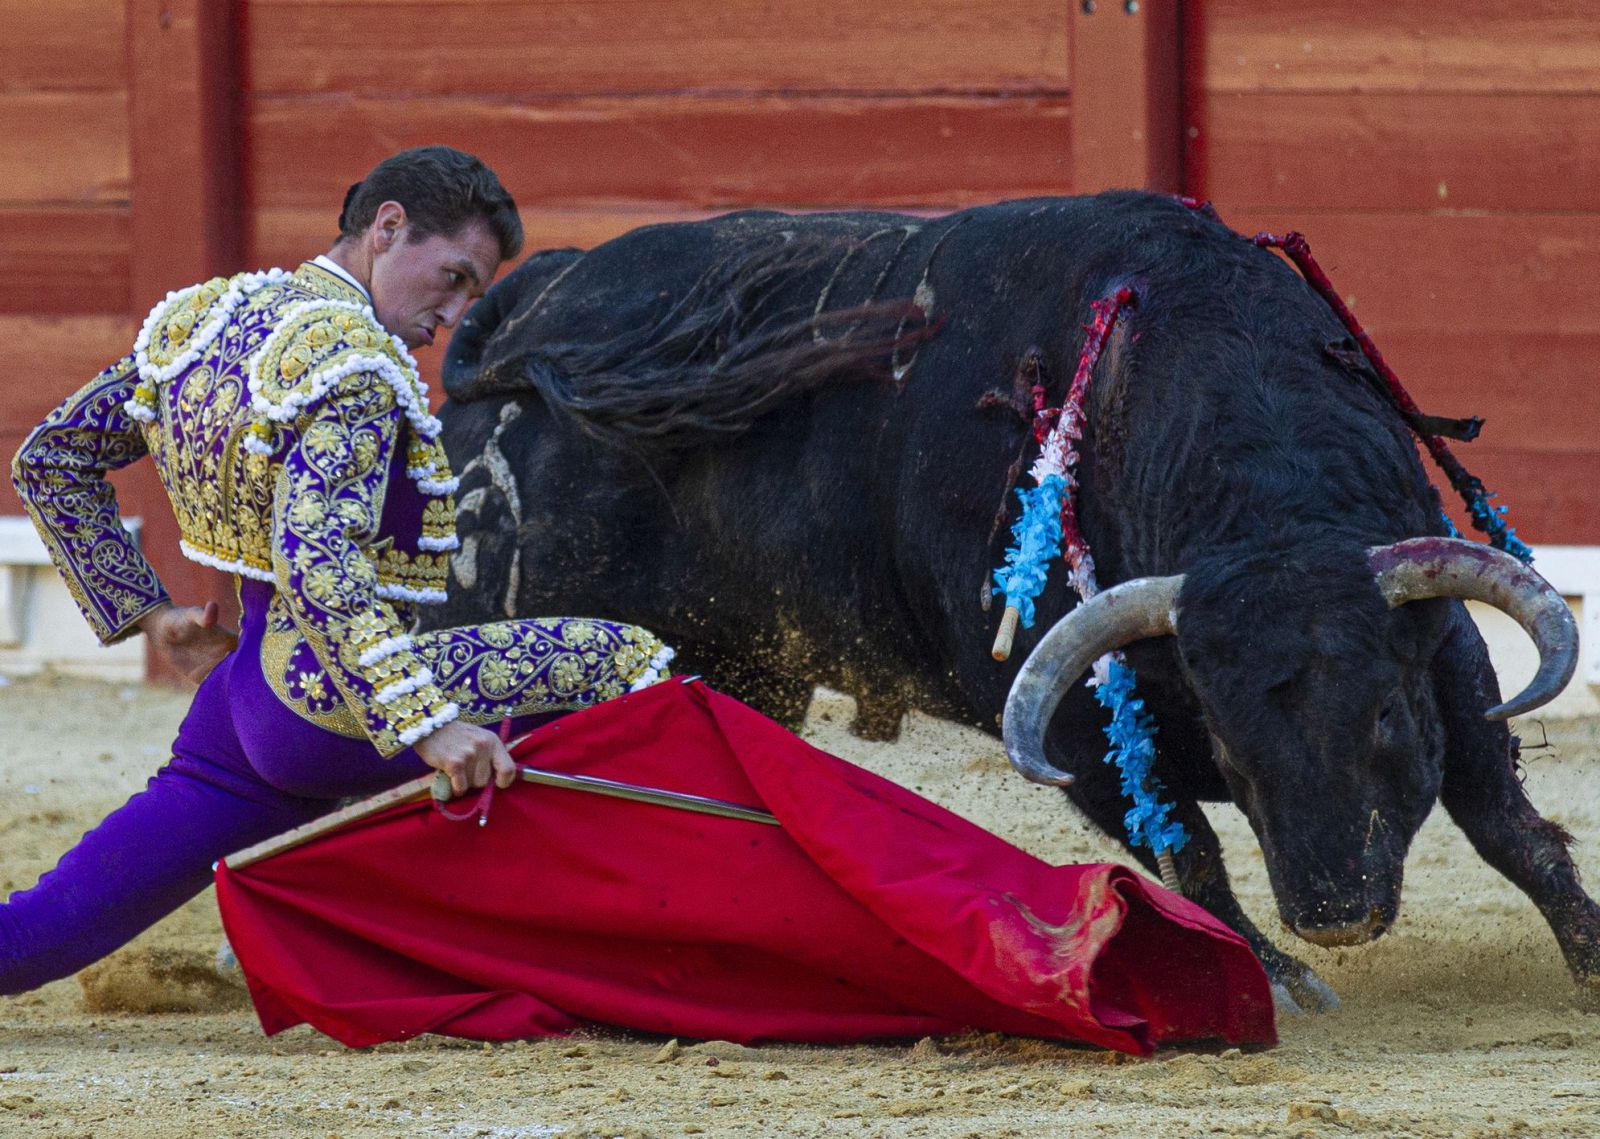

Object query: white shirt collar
[311,255,371,302]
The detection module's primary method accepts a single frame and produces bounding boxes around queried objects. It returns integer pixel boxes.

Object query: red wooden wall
[1186,1,1600,544]
[0,1,133,504]
[3,1,1597,678]
[243,1,1074,265]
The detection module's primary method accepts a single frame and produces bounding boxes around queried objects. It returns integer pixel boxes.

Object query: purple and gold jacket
[12,263,670,756]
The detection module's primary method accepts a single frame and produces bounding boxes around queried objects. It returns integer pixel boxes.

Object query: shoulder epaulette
[242,299,455,495]
[124,269,293,422]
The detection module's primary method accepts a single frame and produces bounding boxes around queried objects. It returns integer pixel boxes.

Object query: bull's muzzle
[1293,906,1391,948]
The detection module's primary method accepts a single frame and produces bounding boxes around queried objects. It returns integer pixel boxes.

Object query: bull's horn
[1002,576,1183,786]
[1368,536,1578,720]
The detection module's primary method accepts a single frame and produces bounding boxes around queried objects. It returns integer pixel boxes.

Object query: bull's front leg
[1047,728,1339,1013]
[1163,799,1340,1014]
[1434,610,1600,1002]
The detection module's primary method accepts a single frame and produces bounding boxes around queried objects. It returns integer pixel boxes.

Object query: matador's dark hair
[337,146,523,261]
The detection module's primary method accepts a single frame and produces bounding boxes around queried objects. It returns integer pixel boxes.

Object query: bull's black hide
[431,192,1599,1011]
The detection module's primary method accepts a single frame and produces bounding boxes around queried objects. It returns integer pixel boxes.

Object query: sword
[226,761,781,871]
[430,766,780,827]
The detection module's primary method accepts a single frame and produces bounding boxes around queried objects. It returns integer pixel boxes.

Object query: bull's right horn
[1002,576,1184,786]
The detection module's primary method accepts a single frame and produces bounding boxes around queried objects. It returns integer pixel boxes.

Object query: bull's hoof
[1270,965,1341,1016]
[215,936,240,978]
[1574,972,1600,1011]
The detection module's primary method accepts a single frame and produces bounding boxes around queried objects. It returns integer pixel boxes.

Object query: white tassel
[398,702,460,746]
[376,582,448,605]
[375,669,435,706]
[628,645,677,691]
[178,541,276,583]
[358,635,414,667]
[417,476,459,496]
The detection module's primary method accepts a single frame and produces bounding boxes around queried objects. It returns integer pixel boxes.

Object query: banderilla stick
[992,605,1021,660]
[1157,851,1181,894]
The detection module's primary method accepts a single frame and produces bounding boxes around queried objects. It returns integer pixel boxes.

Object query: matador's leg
[0,677,328,993]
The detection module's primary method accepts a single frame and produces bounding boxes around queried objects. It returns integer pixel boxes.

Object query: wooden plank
[128,0,249,673]
[1372,334,1600,458]
[0,93,129,205]
[1215,210,1600,336]
[1437,449,1600,547]
[0,207,130,313]
[0,316,135,432]
[0,0,125,93]
[1194,0,1600,94]
[1070,0,1180,192]
[128,0,245,292]
[1190,93,1600,213]
[252,204,722,272]
[248,94,1072,212]
[246,0,1070,95]
[0,431,28,513]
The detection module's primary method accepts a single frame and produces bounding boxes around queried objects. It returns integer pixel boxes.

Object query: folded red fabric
[216,679,1274,1054]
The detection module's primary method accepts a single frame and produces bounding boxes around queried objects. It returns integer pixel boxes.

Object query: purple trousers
[0,582,555,994]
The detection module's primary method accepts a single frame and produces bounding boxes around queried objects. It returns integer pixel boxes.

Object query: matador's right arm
[9,357,171,643]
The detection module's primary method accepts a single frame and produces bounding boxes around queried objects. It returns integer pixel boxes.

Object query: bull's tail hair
[443,248,583,400]
[473,235,935,453]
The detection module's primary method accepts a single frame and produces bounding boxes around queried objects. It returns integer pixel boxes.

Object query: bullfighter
[0,146,671,992]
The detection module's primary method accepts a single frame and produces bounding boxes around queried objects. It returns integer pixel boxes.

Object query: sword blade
[516,766,780,826]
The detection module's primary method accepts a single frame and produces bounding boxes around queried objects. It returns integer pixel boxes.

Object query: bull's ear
[1390,592,1453,666]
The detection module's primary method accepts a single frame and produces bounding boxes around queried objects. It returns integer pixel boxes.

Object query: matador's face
[369,214,501,350]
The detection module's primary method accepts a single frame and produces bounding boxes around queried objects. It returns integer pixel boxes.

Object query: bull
[431,192,1598,1012]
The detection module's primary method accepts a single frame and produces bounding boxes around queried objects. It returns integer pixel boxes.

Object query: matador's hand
[414,720,517,796]
[136,601,239,685]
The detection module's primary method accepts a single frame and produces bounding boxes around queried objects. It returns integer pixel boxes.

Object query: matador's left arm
[270,367,460,757]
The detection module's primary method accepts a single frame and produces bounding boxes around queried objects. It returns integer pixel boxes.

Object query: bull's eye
[1260,666,1300,700]
[1374,695,1404,738]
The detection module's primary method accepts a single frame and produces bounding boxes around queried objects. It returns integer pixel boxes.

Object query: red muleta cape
[215,679,1274,1054]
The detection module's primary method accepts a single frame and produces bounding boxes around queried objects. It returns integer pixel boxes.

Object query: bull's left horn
[1002,576,1183,786]
[1368,536,1578,720]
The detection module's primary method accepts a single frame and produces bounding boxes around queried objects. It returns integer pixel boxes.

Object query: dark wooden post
[125,0,247,679]
[1070,0,1183,193]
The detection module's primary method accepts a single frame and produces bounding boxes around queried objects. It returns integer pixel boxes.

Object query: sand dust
[2,675,1599,1137]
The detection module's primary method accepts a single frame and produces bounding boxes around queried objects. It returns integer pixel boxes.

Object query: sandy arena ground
[2,674,1598,1138]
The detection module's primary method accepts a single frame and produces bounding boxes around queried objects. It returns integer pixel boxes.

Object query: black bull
[430,192,1598,1011]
